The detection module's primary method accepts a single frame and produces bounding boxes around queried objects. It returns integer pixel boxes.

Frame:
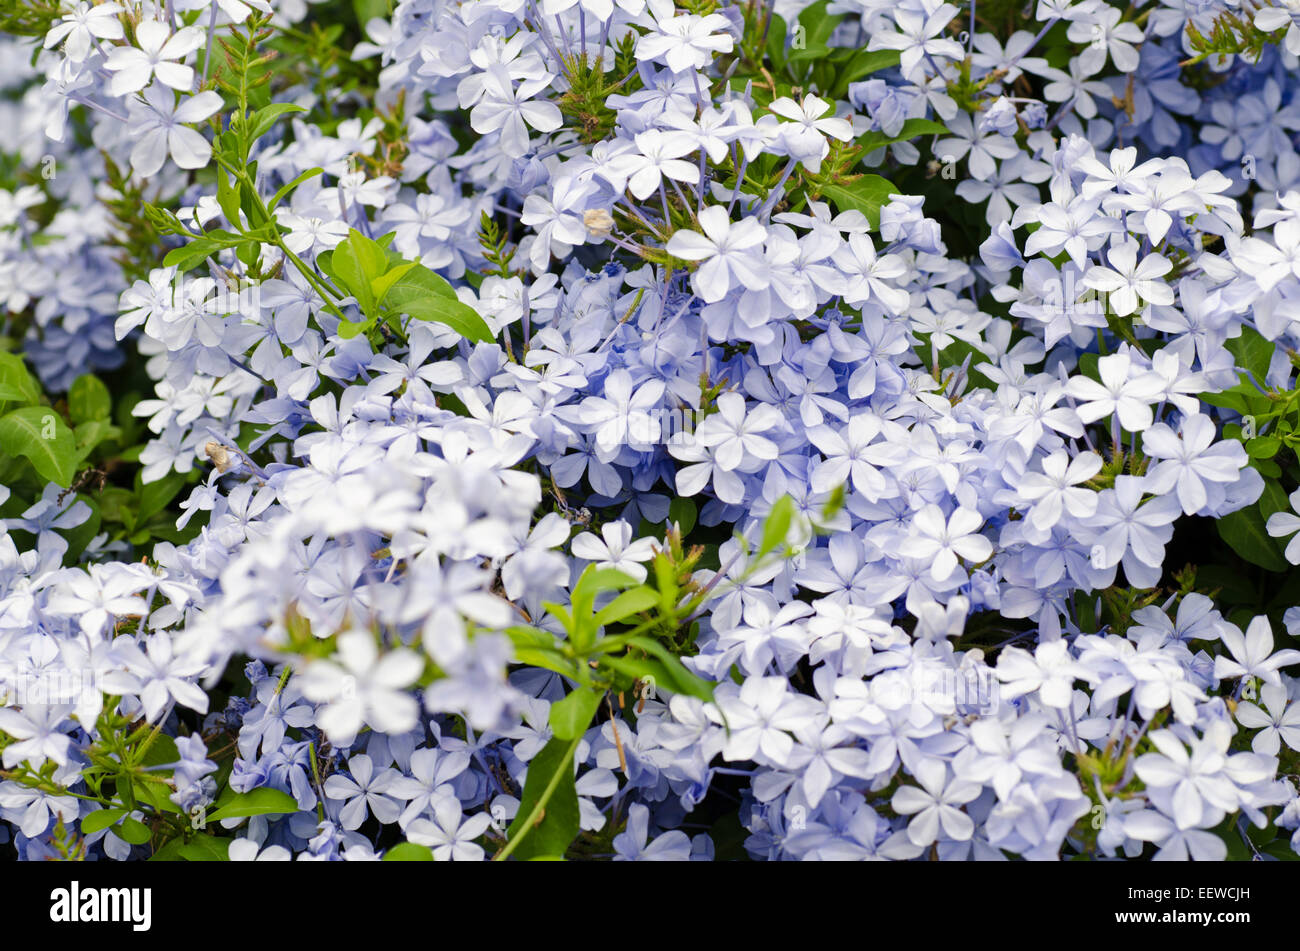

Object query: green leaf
[73,420,117,463]
[818,175,899,229]
[511,647,583,681]
[398,295,495,344]
[162,238,216,272]
[765,12,788,69]
[336,317,371,339]
[0,382,27,404]
[370,260,419,303]
[1246,435,1281,459]
[668,497,697,535]
[216,167,243,227]
[1199,388,1251,415]
[1261,838,1300,860]
[98,486,135,525]
[502,735,581,861]
[620,635,716,703]
[787,1,837,61]
[593,586,660,628]
[116,817,153,845]
[0,352,40,406]
[345,228,391,281]
[136,469,186,524]
[598,654,678,695]
[68,374,111,423]
[162,232,249,273]
[1217,496,1288,572]
[833,49,901,95]
[381,263,495,343]
[506,624,559,650]
[175,835,230,861]
[1226,326,1276,384]
[132,780,182,816]
[506,626,585,679]
[383,842,435,861]
[549,687,603,740]
[0,406,78,486]
[147,838,187,861]
[757,494,796,559]
[567,566,640,650]
[239,175,268,229]
[236,239,261,270]
[139,734,180,769]
[1259,476,1290,519]
[572,566,640,603]
[352,0,390,28]
[80,808,127,835]
[268,167,324,212]
[1253,456,1282,479]
[316,249,335,281]
[207,787,300,821]
[329,230,384,316]
[246,102,307,144]
[857,118,950,154]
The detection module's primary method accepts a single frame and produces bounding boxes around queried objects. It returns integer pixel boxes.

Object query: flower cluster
[1,0,1300,863]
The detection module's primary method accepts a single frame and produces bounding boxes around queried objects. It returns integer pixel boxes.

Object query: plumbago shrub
[6,0,1300,866]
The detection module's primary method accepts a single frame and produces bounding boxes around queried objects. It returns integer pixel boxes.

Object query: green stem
[308,740,325,822]
[493,733,583,861]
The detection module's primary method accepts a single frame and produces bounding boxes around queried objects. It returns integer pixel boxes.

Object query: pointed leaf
[0,406,78,486]
[383,843,435,861]
[818,175,899,229]
[502,735,581,861]
[207,787,300,821]
[549,686,603,740]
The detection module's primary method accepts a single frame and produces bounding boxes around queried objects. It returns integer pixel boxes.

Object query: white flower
[105,634,209,723]
[897,505,993,581]
[666,205,769,303]
[1266,486,1300,564]
[468,71,561,158]
[635,0,734,73]
[570,520,659,583]
[1016,449,1102,533]
[1142,414,1248,516]
[323,754,404,830]
[891,760,981,845]
[1132,723,1265,830]
[0,705,74,769]
[1255,0,1300,57]
[126,86,223,177]
[104,20,204,96]
[1214,616,1300,687]
[1067,5,1144,74]
[615,129,700,201]
[1083,240,1173,317]
[1065,351,1165,433]
[298,630,423,746]
[995,640,1089,709]
[867,3,965,79]
[44,2,124,62]
[1123,809,1227,861]
[769,95,852,172]
[405,796,493,861]
[1235,683,1300,755]
[228,838,292,860]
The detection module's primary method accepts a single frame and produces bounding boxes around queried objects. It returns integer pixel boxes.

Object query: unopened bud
[584,208,615,238]
[205,441,233,473]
